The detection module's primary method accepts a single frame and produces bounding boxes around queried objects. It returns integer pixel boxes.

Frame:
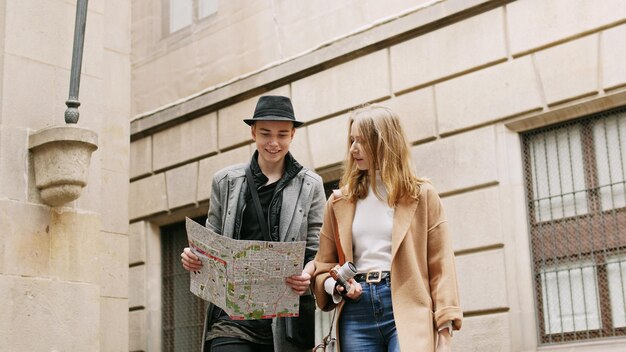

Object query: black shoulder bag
[245,166,316,348]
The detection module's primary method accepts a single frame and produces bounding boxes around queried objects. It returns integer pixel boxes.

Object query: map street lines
[185,218,305,320]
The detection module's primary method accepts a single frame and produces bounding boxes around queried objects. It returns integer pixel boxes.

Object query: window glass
[170,0,193,33]
[593,112,626,211]
[540,262,601,334]
[607,256,626,328]
[528,126,588,222]
[199,0,218,19]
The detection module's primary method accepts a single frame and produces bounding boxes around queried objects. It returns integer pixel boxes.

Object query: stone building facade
[2,0,625,351]
[129,1,626,351]
[129,0,626,351]
[0,0,131,351]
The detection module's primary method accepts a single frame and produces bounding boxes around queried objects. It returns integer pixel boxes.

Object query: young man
[181,95,326,352]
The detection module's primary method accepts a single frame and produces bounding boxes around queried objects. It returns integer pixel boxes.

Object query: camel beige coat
[313,183,463,351]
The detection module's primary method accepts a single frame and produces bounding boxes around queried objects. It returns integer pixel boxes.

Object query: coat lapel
[391,196,418,260]
[331,196,355,262]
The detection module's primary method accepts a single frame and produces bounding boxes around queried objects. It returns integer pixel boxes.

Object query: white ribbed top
[352,174,394,273]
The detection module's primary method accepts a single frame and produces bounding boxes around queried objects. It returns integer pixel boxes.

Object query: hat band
[254,109,294,119]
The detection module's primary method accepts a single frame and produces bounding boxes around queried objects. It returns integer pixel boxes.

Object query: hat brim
[244,116,304,127]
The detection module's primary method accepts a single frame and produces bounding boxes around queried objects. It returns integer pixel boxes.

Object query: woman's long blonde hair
[339,104,427,206]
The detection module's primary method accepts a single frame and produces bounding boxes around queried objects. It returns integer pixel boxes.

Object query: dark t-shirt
[205,181,278,345]
[240,181,277,241]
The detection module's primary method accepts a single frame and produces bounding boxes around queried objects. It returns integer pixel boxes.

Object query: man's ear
[290,127,296,139]
[251,124,256,140]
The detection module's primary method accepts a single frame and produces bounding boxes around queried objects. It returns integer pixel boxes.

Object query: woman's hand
[302,260,316,277]
[435,329,451,352]
[335,278,362,300]
[180,247,203,272]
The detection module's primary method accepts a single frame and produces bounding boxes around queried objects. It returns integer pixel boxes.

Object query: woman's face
[349,122,370,170]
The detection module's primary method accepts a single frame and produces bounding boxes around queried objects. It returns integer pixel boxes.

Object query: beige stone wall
[130,0,626,351]
[0,0,131,351]
[131,0,437,115]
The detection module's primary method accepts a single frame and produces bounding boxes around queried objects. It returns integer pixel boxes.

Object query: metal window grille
[161,218,208,352]
[522,107,626,344]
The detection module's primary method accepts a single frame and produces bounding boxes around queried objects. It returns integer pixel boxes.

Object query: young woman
[312,105,462,352]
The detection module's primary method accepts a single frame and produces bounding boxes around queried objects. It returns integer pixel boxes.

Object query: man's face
[251,120,296,165]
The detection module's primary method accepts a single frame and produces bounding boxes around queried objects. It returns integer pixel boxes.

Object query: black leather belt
[354,270,391,284]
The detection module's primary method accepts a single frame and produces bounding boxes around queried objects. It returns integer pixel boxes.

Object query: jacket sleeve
[426,186,463,331]
[312,194,341,311]
[304,177,326,263]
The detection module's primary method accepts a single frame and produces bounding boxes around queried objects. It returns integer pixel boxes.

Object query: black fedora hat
[243,95,304,127]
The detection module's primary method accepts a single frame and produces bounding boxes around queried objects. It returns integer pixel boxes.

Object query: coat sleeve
[425,186,463,331]
[312,194,341,311]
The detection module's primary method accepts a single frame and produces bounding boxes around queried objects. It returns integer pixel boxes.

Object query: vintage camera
[329,262,357,294]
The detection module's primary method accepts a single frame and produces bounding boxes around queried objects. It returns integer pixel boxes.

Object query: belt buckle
[366,270,382,283]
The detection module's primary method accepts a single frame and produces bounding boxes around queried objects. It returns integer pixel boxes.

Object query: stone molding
[29,125,98,207]
[505,88,626,132]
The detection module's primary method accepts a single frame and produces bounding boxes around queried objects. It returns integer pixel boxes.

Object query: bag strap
[312,189,344,351]
[245,166,272,241]
[331,189,346,265]
[313,309,337,351]
[324,309,338,347]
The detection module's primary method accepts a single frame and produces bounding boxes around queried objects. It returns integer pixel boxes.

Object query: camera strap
[245,166,272,242]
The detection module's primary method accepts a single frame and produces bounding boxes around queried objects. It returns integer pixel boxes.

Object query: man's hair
[339,104,427,206]
[250,121,296,130]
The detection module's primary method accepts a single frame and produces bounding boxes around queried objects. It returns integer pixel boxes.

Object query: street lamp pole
[65,0,89,124]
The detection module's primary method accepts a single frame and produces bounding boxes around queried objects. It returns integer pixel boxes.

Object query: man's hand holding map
[185,218,306,320]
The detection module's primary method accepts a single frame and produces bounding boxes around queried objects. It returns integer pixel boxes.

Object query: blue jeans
[338,280,399,352]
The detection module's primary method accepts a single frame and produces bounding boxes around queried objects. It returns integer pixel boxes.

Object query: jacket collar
[249,150,303,189]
